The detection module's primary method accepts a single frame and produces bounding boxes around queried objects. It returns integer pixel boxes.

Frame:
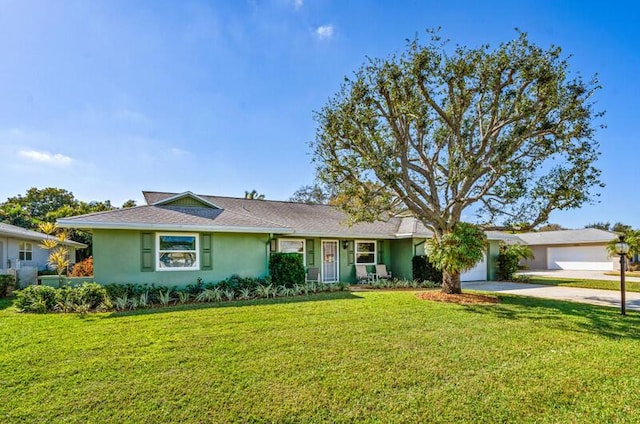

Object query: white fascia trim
[151,191,222,209]
[57,220,294,234]
[394,233,417,239]
[291,232,395,239]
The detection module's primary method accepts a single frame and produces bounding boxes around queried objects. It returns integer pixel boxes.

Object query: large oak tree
[312,31,603,293]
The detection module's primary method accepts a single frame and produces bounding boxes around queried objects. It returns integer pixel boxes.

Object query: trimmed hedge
[412,255,443,285]
[269,252,305,287]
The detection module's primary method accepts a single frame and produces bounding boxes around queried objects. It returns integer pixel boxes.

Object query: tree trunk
[441,270,462,294]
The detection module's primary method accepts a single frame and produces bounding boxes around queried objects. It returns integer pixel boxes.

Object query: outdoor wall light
[342,240,349,250]
[615,235,630,316]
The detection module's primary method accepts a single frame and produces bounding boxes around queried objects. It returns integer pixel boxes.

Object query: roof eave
[57,220,293,234]
[0,231,86,248]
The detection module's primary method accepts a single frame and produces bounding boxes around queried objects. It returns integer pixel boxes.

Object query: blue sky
[0,0,638,228]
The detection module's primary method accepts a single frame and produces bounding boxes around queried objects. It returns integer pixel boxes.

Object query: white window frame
[156,233,199,271]
[278,238,306,266]
[355,240,376,265]
[19,241,33,261]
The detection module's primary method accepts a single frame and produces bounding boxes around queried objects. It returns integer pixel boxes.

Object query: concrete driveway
[462,280,640,312]
[517,269,640,282]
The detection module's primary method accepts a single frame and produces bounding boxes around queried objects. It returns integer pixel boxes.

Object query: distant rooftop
[516,228,617,245]
[0,222,87,248]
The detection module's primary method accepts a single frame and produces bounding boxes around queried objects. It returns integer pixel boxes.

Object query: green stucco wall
[390,239,414,280]
[92,230,498,286]
[93,229,270,287]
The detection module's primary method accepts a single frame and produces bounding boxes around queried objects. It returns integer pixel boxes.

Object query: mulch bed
[416,291,500,305]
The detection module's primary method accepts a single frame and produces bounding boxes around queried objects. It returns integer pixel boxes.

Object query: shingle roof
[0,222,87,248]
[57,204,291,233]
[516,228,617,245]
[59,190,515,240]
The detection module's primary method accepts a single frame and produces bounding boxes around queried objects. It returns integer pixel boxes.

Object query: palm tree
[606,228,640,264]
[244,190,265,200]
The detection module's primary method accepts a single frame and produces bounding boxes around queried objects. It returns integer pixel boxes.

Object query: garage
[461,254,487,281]
[547,246,613,271]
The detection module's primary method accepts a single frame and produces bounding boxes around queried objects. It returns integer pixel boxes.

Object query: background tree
[606,228,640,263]
[122,200,137,208]
[313,30,602,293]
[612,222,632,233]
[244,190,265,200]
[289,183,335,204]
[585,221,611,231]
[0,188,137,259]
[537,223,565,232]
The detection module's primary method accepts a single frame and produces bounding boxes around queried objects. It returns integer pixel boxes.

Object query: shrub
[70,257,93,277]
[496,243,535,280]
[186,278,204,294]
[15,285,60,313]
[75,283,110,309]
[217,274,269,291]
[15,283,110,313]
[269,253,305,287]
[0,274,16,297]
[412,256,443,285]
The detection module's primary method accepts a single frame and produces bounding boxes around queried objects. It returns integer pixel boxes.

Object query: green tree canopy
[289,183,335,205]
[585,221,611,231]
[537,223,565,232]
[313,30,603,293]
[244,190,265,200]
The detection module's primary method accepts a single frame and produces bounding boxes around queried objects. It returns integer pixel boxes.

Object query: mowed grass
[2,291,640,423]
[529,276,640,292]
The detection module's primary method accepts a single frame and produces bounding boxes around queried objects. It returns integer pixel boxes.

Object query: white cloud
[18,150,73,167]
[292,0,303,10]
[170,147,192,157]
[315,24,334,40]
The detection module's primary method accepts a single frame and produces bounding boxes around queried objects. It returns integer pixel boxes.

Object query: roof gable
[150,191,220,209]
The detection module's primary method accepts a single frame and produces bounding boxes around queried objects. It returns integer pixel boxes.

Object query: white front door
[322,240,339,282]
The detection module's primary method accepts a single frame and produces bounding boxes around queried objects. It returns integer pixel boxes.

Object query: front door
[322,240,339,282]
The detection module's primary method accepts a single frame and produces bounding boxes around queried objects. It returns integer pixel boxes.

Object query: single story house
[58,190,515,286]
[0,222,86,284]
[517,228,617,271]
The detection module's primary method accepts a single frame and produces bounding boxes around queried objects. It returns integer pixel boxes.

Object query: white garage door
[461,254,487,282]
[547,246,613,271]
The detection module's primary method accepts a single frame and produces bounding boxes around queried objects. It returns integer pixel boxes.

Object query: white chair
[355,265,372,284]
[306,267,320,283]
[375,264,392,280]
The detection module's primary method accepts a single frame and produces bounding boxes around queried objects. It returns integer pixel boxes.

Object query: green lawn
[528,276,640,292]
[2,291,640,423]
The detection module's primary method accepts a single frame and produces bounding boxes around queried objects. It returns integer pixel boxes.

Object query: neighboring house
[0,222,86,283]
[58,190,513,286]
[517,228,617,271]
